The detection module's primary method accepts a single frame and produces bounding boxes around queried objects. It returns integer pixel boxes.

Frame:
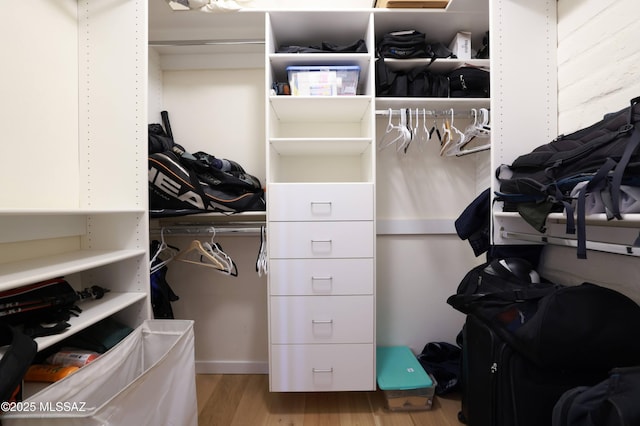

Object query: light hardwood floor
[196,374,462,426]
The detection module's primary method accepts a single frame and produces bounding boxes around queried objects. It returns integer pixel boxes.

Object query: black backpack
[495,96,640,258]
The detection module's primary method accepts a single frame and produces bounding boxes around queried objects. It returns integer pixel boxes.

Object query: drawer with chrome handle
[267,183,373,221]
[268,221,374,259]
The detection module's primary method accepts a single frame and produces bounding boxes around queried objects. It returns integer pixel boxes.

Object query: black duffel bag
[448,66,490,98]
[448,260,640,370]
[376,62,449,97]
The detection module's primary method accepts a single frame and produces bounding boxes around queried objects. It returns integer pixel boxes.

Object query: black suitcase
[459,314,608,426]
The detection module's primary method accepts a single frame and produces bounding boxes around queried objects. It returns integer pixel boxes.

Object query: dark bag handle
[161,110,173,139]
[0,323,37,402]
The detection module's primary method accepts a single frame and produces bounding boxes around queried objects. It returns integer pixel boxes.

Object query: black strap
[552,184,576,234]
[576,158,618,258]
[448,287,554,313]
[610,124,640,219]
[575,99,640,258]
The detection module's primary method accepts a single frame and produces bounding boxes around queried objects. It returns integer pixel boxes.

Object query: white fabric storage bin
[2,320,197,426]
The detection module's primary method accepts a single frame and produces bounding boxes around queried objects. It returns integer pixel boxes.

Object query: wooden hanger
[176,240,227,271]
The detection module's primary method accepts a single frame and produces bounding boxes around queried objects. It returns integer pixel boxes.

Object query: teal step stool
[376,346,436,411]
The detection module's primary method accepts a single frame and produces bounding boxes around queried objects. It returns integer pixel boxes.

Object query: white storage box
[287,65,360,96]
[449,31,472,60]
[1,320,197,426]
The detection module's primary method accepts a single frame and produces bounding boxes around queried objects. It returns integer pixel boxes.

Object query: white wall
[557,0,640,134]
[539,0,640,304]
[375,120,489,352]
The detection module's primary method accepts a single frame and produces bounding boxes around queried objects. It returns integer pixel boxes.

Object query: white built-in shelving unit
[0,0,150,366]
[265,11,377,392]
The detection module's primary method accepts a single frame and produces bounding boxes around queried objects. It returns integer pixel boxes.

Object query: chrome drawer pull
[311,276,333,293]
[311,276,333,281]
[310,239,332,253]
[310,201,332,215]
[311,319,334,324]
[312,368,334,374]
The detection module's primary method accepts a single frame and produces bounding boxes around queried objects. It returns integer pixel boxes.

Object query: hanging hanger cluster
[149,224,267,277]
[377,107,491,157]
[176,230,239,277]
[150,229,180,275]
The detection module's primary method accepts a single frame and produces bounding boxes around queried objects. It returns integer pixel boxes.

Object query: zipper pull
[490,362,497,374]
[459,75,467,90]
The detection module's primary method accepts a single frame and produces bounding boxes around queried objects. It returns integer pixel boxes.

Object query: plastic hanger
[422,108,431,144]
[379,108,412,151]
[204,240,238,276]
[406,108,430,153]
[397,108,412,153]
[444,108,491,157]
[429,115,442,143]
[439,109,464,156]
[379,108,404,150]
[401,108,415,153]
[256,226,268,277]
[150,229,180,275]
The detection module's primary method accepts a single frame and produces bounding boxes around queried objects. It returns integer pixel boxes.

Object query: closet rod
[500,230,640,257]
[150,223,264,237]
[375,109,482,118]
[149,39,265,47]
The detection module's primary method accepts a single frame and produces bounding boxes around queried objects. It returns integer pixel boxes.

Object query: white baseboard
[195,360,269,374]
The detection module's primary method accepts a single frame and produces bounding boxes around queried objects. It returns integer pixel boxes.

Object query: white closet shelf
[495,211,640,229]
[375,97,490,111]
[269,53,371,69]
[34,291,148,351]
[270,138,371,155]
[151,211,266,226]
[270,96,372,122]
[380,58,489,73]
[0,249,146,292]
[500,230,640,258]
[0,208,146,216]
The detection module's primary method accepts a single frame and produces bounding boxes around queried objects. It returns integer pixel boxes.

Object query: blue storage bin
[376,346,437,411]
